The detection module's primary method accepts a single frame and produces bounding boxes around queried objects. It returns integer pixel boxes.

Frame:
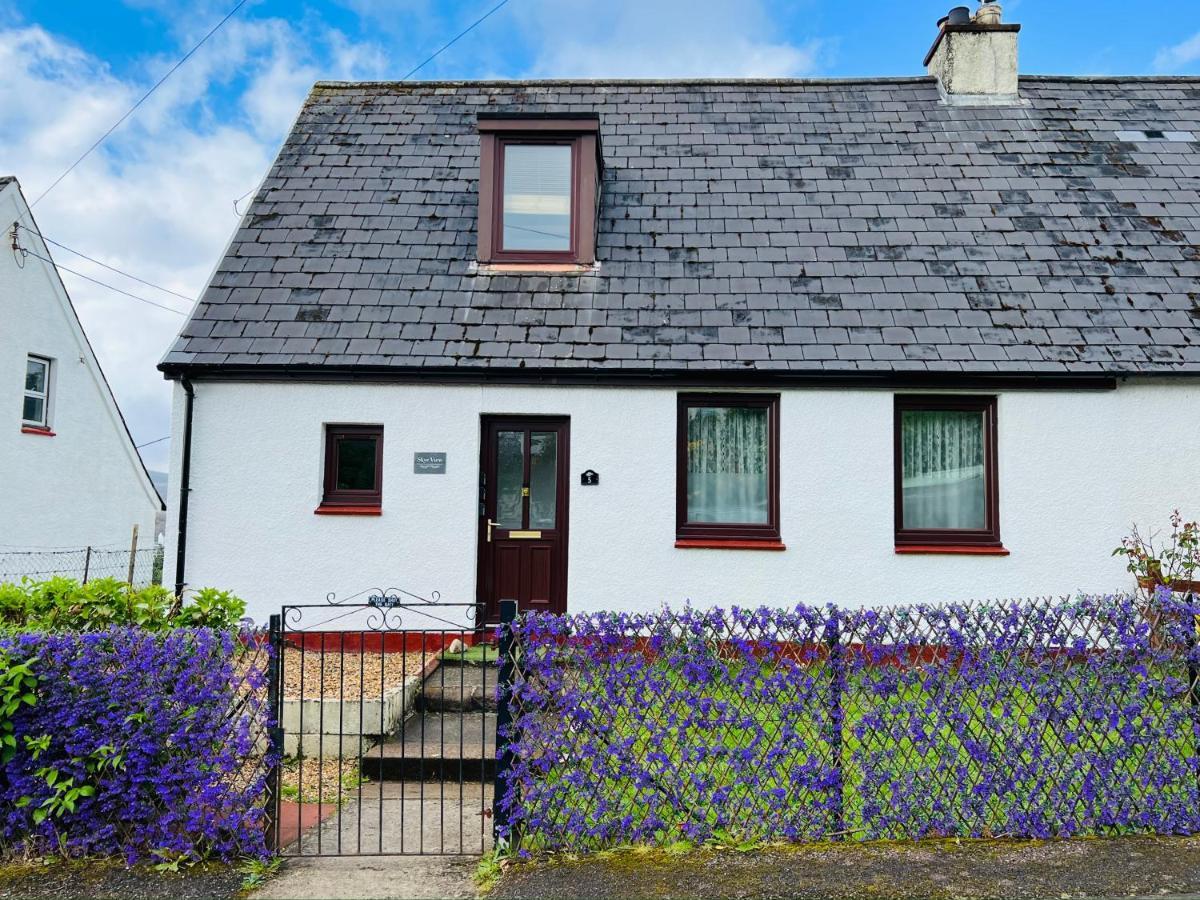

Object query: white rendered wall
[0,183,161,551]
[163,377,1200,628]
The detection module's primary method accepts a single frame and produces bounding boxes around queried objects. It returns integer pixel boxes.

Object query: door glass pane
[529,431,557,529]
[901,409,986,530]
[496,430,525,528]
[335,437,377,490]
[25,358,46,393]
[686,406,769,524]
[22,395,44,425]
[502,144,572,251]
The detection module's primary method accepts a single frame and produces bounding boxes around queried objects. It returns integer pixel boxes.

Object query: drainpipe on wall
[173,378,195,603]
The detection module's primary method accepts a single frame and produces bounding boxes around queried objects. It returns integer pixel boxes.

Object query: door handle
[486,519,501,543]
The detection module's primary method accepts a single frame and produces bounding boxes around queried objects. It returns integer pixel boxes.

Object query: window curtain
[901,410,985,530]
[687,407,768,524]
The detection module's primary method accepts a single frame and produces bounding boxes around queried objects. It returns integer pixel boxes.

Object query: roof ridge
[309,74,1200,90]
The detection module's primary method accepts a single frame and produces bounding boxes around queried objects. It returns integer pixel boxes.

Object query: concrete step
[360,711,497,782]
[419,665,498,712]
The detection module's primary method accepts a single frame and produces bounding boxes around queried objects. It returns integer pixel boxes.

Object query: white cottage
[2,177,162,558]
[160,9,1200,627]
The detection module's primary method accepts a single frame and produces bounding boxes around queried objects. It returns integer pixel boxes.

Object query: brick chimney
[924,2,1021,105]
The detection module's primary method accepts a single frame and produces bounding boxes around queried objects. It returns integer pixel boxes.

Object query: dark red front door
[477,417,570,621]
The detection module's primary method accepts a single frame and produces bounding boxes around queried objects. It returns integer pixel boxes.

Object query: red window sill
[314,505,382,516]
[675,539,787,551]
[20,426,55,437]
[895,544,1010,556]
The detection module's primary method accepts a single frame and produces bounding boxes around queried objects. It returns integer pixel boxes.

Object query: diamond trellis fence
[0,627,275,862]
[0,546,162,587]
[494,591,1200,854]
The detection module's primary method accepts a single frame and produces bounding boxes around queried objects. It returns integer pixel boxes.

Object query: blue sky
[2,0,1197,473]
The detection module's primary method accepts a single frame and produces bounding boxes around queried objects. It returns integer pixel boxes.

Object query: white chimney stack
[924,2,1021,105]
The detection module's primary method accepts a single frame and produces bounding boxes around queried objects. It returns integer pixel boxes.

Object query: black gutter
[158,362,1125,392]
[173,378,195,600]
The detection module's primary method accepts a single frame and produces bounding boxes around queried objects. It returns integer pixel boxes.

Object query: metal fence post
[82,546,92,584]
[826,612,846,838]
[493,599,518,850]
[265,613,284,852]
[1185,593,1200,796]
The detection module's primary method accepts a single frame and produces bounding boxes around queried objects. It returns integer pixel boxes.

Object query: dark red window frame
[894,395,1001,549]
[321,424,383,510]
[676,393,781,546]
[477,116,600,266]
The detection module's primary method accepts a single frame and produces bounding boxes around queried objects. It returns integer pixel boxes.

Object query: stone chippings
[161,76,1200,375]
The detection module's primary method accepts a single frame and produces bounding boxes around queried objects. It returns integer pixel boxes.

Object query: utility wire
[15,223,194,306]
[30,0,251,209]
[136,435,171,449]
[18,247,188,317]
[399,0,512,81]
[229,0,514,209]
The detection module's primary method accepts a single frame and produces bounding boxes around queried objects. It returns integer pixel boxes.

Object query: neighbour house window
[676,394,781,545]
[320,425,383,510]
[477,115,601,266]
[894,395,1001,549]
[22,355,51,429]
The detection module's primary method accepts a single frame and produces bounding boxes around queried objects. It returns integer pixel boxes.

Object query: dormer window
[477,115,601,267]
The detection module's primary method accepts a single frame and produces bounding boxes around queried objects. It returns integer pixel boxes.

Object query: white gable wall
[0,182,162,550]
[163,377,1200,627]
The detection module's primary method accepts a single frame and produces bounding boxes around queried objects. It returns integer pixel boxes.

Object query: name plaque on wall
[413,452,447,474]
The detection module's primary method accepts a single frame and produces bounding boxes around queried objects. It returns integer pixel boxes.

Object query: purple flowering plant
[497,592,1200,853]
[0,627,275,864]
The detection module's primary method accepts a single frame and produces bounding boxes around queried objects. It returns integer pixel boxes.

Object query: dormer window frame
[477,115,601,267]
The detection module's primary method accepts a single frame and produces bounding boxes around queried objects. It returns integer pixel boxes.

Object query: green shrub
[0,578,246,633]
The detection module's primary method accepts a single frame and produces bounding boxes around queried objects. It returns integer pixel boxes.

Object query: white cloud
[0,19,384,473]
[514,0,823,78]
[1155,31,1200,73]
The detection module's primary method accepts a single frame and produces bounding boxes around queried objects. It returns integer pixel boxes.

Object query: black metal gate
[263,590,514,856]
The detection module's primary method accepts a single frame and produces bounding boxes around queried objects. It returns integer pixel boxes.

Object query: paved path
[254,782,489,899]
[253,856,478,900]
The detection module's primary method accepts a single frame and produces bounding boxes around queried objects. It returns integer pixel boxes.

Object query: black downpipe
[173,378,195,600]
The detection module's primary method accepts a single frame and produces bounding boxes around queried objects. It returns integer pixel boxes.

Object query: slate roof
[161,76,1200,378]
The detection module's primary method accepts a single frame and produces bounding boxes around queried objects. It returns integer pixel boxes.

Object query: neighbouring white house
[160,5,1200,628]
[1,176,162,571]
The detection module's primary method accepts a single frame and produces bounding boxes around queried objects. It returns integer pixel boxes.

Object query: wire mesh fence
[0,545,162,587]
[496,593,1200,853]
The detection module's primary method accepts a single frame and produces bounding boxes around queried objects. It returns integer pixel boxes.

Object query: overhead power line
[400,0,513,81]
[136,435,171,449]
[17,247,189,317]
[30,0,251,209]
[229,0,515,209]
[15,223,194,306]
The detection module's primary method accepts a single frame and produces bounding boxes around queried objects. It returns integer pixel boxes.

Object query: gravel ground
[281,756,367,803]
[0,859,244,900]
[283,650,428,698]
[491,836,1200,899]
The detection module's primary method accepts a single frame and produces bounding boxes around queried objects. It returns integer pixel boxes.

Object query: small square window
[676,394,780,544]
[322,425,383,508]
[22,356,50,428]
[894,395,1000,547]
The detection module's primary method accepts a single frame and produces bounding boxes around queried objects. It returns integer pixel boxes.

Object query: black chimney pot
[947,6,971,25]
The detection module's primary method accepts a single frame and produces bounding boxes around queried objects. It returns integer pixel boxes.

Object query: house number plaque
[413,452,447,474]
[580,469,599,486]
